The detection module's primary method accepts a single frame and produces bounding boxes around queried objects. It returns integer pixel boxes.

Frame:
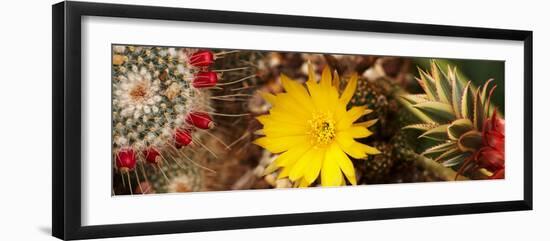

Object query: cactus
[400,61,504,179]
[111,45,251,194]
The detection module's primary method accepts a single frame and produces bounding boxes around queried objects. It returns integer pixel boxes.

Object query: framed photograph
[52,1,533,240]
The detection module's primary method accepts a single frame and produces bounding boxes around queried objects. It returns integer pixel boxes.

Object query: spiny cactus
[112,45,251,194]
[401,61,504,179]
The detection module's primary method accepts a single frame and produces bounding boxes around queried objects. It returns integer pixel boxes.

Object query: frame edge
[52,1,66,240]
[54,1,534,239]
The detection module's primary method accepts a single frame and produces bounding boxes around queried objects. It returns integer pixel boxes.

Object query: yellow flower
[254,63,380,187]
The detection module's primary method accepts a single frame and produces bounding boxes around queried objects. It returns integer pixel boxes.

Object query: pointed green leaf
[447,119,474,140]
[422,142,456,156]
[442,153,470,167]
[479,79,494,106]
[419,124,450,141]
[400,94,429,105]
[460,81,473,119]
[484,85,497,118]
[413,101,455,123]
[433,63,452,104]
[435,72,452,104]
[473,87,484,130]
[457,130,482,152]
[403,123,439,131]
[430,60,442,82]
[417,68,438,100]
[451,66,464,93]
[435,147,461,162]
[450,71,462,117]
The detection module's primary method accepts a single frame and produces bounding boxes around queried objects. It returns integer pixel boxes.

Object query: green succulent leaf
[417,68,438,100]
[480,79,494,106]
[422,141,456,156]
[473,87,485,130]
[435,147,461,162]
[403,123,439,131]
[401,94,429,105]
[413,101,455,123]
[447,119,474,140]
[460,81,473,119]
[450,71,463,117]
[457,130,482,152]
[434,66,452,104]
[430,61,442,82]
[419,124,450,141]
[442,153,470,167]
[484,84,497,118]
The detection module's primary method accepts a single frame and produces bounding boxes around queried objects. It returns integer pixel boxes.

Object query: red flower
[193,71,218,88]
[143,147,161,165]
[174,129,193,148]
[186,112,214,129]
[475,110,505,179]
[116,148,137,172]
[189,50,214,67]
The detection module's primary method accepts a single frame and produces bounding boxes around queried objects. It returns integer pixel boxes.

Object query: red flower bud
[186,112,214,129]
[174,129,193,148]
[192,71,218,88]
[189,50,214,67]
[143,147,161,164]
[116,148,137,172]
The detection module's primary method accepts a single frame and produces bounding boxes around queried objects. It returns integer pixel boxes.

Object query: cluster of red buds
[190,50,219,88]
[115,50,217,174]
[475,110,505,179]
[116,111,215,172]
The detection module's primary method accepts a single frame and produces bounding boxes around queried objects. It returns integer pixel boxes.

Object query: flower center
[130,83,148,101]
[308,113,336,147]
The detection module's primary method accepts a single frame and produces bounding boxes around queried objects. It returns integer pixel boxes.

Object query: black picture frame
[52,1,533,240]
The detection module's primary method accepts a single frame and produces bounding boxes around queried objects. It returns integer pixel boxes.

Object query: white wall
[0,0,547,240]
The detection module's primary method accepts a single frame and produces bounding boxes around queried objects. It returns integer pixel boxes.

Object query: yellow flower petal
[332,70,340,89]
[274,144,312,167]
[321,147,344,186]
[253,136,309,154]
[265,110,307,126]
[263,125,308,138]
[298,178,310,188]
[303,148,325,185]
[257,115,306,131]
[307,61,316,84]
[339,73,358,105]
[354,119,378,128]
[354,141,380,155]
[320,66,332,91]
[278,166,292,179]
[270,93,311,119]
[306,80,327,110]
[340,126,373,139]
[289,148,323,181]
[327,142,357,185]
[337,106,367,130]
[335,134,378,159]
[280,74,316,112]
